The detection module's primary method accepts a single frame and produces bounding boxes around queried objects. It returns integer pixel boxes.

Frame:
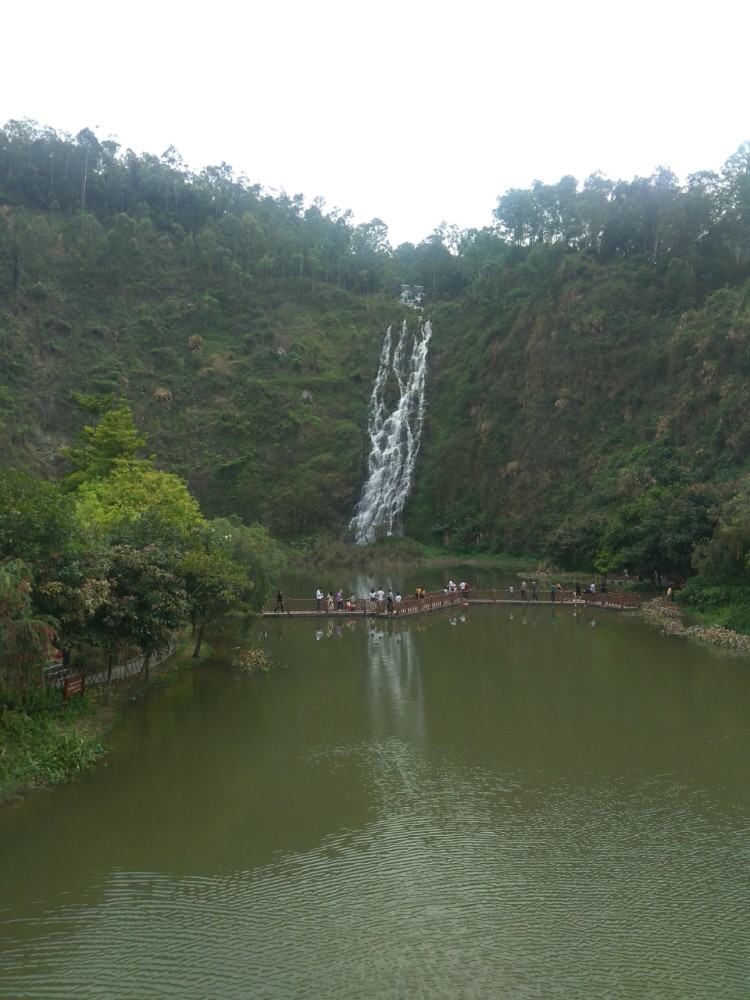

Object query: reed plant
[0,689,106,802]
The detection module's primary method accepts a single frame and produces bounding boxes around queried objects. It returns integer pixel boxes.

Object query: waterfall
[350,318,432,544]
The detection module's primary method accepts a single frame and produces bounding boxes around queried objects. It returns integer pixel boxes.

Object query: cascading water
[350,318,432,544]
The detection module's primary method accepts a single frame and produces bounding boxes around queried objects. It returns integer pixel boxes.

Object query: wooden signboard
[63,674,85,700]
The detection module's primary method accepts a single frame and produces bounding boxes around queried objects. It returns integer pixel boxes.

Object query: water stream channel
[1,573,749,998]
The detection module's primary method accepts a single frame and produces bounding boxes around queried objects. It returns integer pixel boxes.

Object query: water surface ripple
[1,607,748,998]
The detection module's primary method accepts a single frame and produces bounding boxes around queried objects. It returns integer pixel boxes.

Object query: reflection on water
[1,606,749,999]
[367,622,425,743]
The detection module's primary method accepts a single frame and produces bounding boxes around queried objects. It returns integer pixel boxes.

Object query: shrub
[0,703,105,800]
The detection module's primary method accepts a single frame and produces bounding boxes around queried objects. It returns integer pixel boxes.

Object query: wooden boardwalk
[263,588,640,619]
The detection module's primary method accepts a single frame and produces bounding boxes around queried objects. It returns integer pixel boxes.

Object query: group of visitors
[515,580,611,602]
[312,585,442,614]
[315,588,358,612]
[572,581,607,597]
[292,577,617,614]
[507,580,610,602]
[367,587,402,613]
[515,581,539,600]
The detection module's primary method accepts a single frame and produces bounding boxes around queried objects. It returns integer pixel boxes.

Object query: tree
[62,401,148,489]
[0,559,55,693]
[0,471,101,645]
[595,485,715,580]
[692,476,750,583]
[85,516,189,684]
[413,234,465,298]
[494,186,542,246]
[0,470,78,565]
[75,127,103,210]
[458,227,509,298]
[180,528,256,657]
[350,218,393,293]
[579,172,614,256]
[207,517,286,615]
[74,461,204,537]
[718,142,750,264]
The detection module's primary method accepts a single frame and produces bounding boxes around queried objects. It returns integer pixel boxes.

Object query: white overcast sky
[3,1,748,247]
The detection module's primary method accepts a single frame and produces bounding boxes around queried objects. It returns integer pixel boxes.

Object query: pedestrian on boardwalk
[550,583,556,602]
[509,584,514,600]
[274,590,284,613]
[531,581,538,600]
[521,581,527,600]
[316,588,323,611]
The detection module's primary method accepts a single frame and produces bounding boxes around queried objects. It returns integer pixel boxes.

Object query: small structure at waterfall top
[400,285,424,307]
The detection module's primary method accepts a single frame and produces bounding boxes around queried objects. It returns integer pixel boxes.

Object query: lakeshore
[641,597,750,653]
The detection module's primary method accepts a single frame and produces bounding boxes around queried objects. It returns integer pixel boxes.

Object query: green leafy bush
[679,577,750,635]
[0,704,105,800]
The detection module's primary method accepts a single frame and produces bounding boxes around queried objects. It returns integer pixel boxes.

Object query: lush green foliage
[0,559,55,690]
[0,401,287,684]
[180,516,284,656]
[678,577,750,635]
[0,690,104,801]
[74,461,204,536]
[61,402,149,488]
[408,255,750,583]
[3,121,750,609]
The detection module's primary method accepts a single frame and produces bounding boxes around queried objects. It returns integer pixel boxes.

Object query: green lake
[1,572,749,998]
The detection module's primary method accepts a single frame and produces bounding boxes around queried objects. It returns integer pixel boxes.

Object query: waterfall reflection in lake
[1,606,749,999]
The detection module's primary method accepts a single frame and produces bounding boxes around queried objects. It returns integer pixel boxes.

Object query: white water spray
[350,318,432,544]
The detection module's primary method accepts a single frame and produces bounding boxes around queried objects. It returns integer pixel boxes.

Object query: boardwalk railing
[44,639,181,692]
[264,588,640,617]
[467,588,641,610]
[266,590,467,617]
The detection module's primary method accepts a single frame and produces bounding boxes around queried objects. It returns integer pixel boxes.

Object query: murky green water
[1,585,749,998]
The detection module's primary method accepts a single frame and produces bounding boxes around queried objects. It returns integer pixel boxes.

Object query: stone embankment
[641,598,750,653]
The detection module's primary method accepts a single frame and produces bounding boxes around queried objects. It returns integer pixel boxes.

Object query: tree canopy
[0,401,286,692]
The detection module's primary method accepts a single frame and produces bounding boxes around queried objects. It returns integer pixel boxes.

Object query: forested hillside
[3,120,750,597]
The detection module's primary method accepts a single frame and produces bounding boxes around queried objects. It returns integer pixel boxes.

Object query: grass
[0,690,106,802]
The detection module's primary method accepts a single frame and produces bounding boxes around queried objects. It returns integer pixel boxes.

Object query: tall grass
[0,689,106,802]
